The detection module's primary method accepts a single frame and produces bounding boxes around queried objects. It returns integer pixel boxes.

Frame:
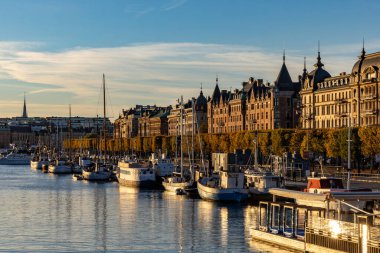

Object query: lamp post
[250,119,258,170]
[339,99,352,190]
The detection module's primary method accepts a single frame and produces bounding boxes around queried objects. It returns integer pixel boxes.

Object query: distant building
[114,105,170,138]
[22,93,28,118]
[0,116,112,147]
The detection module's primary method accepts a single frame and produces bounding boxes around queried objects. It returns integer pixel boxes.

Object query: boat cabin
[306,177,344,193]
[245,172,282,194]
[220,171,245,189]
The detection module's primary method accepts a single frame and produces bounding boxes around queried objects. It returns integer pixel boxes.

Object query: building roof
[275,54,293,91]
[352,50,380,75]
[308,51,331,87]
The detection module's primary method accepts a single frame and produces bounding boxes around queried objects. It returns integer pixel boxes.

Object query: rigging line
[105,81,115,119]
[96,78,103,118]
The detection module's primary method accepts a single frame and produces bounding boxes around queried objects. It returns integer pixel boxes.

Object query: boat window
[320,179,344,189]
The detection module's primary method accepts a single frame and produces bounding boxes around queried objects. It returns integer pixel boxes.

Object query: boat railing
[324,172,380,183]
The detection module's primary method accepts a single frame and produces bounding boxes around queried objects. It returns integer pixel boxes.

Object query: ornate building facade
[208,55,300,133]
[167,89,208,136]
[300,47,380,129]
[114,105,169,138]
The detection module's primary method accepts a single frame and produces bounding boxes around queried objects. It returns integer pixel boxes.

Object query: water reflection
[0,166,288,252]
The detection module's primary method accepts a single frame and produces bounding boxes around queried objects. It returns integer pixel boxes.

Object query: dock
[251,201,380,253]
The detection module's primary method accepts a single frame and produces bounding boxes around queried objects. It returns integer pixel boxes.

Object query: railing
[306,217,360,253]
[327,172,380,183]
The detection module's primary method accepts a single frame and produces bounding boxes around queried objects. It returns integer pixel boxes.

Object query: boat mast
[192,98,195,167]
[347,115,351,190]
[103,74,107,165]
[180,95,184,178]
[68,104,72,161]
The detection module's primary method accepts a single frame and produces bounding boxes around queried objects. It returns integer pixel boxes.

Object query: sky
[1,0,380,119]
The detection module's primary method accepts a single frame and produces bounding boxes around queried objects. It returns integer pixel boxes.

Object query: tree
[359,126,380,170]
[289,130,305,153]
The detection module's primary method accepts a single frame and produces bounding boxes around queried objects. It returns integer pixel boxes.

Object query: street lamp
[250,119,259,170]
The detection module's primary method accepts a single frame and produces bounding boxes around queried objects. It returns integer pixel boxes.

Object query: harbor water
[0,165,288,253]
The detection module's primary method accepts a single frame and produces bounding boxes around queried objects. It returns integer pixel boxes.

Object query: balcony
[335,98,349,104]
[364,109,378,115]
[303,114,314,121]
[334,112,348,118]
[362,94,377,100]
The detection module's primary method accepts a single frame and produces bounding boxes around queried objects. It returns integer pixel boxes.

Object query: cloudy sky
[0,0,380,119]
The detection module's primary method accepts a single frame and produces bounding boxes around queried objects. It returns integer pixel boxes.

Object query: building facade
[208,55,300,134]
[300,47,380,129]
[167,89,208,136]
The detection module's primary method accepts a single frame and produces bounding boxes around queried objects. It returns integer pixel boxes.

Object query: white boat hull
[30,160,48,170]
[82,170,111,181]
[197,181,249,202]
[162,180,193,192]
[48,165,72,174]
[117,161,156,188]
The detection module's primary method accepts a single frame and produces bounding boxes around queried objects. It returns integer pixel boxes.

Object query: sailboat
[82,74,111,181]
[48,124,72,174]
[30,137,48,170]
[162,96,194,193]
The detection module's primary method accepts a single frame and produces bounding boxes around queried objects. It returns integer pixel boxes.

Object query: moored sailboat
[82,74,111,182]
[162,96,194,193]
[197,170,249,202]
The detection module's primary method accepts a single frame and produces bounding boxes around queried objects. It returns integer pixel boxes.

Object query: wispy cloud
[124,0,186,17]
[0,40,379,118]
[162,0,187,11]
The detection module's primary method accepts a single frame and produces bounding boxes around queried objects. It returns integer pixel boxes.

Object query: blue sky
[0,0,380,118]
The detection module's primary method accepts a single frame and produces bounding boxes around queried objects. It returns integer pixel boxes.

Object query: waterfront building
[300,46,380,129]
[167,88,208,136]
[208,54,300,133]
[0,116,112,148]
[114,105,170,138]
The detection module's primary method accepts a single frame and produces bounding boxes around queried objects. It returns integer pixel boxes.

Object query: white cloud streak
[0,40,378,118]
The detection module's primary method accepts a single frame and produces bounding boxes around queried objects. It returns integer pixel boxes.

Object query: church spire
[283,49,285,64]
[22,92,28,118]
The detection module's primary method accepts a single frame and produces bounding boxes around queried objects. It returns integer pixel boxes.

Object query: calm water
[0,165,286,253]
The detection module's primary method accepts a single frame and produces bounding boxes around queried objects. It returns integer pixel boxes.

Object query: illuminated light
[329,219,342,238]
[361,224,368,253]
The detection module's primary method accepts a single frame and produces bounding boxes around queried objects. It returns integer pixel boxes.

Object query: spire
[211,76,221,103]
[302,56,308,82]
[275,52,292,86]
[315,40,324,68]
[22,92,28,118]
[200,82,203,96]
[361,37,366,59]
[304,56,306,70]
